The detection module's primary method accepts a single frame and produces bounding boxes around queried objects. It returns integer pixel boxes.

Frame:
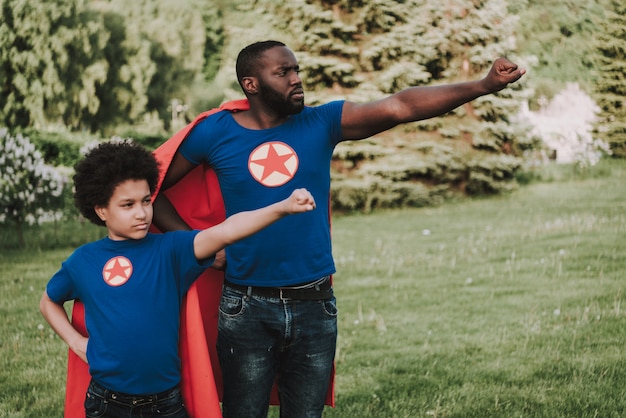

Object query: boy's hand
[210,249,227,270]
[287,188,316,213]
[70,335,89,364]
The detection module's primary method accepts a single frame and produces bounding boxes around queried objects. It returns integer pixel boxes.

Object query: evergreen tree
[93,0,207,130]
[252,0,535,209]
[198,2,225,83]
[87,0,156,133]
[0,0,109,129]
[592,0,626,158]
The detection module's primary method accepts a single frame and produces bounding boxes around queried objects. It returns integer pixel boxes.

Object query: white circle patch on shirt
[248,141,299,187]
[102,256,133,286]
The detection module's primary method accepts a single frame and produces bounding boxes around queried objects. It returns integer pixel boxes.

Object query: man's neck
[231,108,289,130]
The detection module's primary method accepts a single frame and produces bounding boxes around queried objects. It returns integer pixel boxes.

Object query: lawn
[1,160,624,417]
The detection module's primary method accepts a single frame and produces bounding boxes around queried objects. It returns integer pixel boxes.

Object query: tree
[0,129,67,246]
[1,0,226,133]
[592,0,626,158]
[252,0,536,210]
[96,0,209,129]
[0,0,109,129]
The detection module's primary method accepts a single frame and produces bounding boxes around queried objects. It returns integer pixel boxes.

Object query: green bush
[21,129,84,167]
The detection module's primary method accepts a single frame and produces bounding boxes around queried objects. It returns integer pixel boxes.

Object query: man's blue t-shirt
[181,101,345,287]
[46,231,213,395]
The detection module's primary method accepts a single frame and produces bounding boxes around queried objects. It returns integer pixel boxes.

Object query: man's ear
[241,76,258,95]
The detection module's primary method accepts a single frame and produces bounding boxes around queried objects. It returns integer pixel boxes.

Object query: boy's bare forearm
[39,292,88,363]
[193,188,315,260]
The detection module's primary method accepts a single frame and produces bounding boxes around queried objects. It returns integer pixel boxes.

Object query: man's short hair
[236,40,286,86]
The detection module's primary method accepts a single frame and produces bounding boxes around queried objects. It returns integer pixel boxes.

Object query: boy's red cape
[64,99,335,417]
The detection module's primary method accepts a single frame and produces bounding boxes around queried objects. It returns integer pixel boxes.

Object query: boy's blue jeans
[84,379,189,417]
[217,284,338,418]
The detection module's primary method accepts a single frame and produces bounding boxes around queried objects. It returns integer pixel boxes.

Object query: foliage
[0,0,109,129]
[591,0,626,158]
[514,0,607,92]
[331,140,523,212]
[465,153,522,194]
[0,0,225,133]
[0,129,67,246]
[20,129,84,167]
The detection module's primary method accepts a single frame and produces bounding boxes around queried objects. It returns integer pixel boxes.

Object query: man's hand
[482,57,526,93]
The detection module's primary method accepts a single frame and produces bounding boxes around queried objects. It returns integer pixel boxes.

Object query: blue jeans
[84,379,190,418]
[217,285,338,418]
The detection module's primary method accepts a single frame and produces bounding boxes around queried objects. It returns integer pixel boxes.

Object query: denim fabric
[217,285,338,418]
[84,379,190,418]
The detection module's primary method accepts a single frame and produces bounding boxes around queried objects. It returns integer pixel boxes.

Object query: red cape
[64,99,335,417]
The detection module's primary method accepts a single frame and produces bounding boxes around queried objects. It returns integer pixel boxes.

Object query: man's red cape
[64,99,335,417]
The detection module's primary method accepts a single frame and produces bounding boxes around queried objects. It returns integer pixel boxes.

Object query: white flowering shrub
[518,83,612,168]
[0,128,67,245]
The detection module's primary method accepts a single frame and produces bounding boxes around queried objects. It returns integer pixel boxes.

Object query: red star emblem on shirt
[102,256,133,287]
[248,141,299,187]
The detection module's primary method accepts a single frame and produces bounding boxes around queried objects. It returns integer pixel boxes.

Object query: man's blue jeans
[217,285,338,418]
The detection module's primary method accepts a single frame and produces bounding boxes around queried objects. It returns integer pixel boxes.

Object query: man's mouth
[291,89,304,100]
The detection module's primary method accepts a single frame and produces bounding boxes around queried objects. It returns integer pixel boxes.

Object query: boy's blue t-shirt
[181,101,345,287]
[46,231,213,395]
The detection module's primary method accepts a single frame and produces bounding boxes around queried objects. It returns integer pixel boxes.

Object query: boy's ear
[95,207,106,222]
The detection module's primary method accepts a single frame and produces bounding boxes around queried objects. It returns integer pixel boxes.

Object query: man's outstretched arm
[341,57,526,140]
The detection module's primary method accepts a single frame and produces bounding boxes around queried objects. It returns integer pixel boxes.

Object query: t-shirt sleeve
[321,100,345,146]
[46,256,80,304]
[179,119,211,165]
[173,230,215,292]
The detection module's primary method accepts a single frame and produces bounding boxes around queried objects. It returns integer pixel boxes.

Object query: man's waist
[223,276,332,300]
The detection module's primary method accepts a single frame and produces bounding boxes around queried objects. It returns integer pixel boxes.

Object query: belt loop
[103,385,110,404]
[315,275,328,291]
[245,286,252,298]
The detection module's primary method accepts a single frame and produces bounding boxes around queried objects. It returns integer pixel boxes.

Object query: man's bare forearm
[152,193,192,232]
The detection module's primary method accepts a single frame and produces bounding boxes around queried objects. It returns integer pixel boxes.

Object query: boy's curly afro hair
[73,140,161,226]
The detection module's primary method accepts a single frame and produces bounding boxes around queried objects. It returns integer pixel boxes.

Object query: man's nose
[290,70,302,84]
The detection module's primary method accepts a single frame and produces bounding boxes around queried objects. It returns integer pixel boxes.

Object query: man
[153,40,525,418]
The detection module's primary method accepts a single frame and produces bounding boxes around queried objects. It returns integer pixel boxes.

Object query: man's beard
[259,83,304,116]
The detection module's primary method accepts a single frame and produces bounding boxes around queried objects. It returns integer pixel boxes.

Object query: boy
[39,140,315,418]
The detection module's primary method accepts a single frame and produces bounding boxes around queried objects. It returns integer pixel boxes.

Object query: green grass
[1,160,625,417]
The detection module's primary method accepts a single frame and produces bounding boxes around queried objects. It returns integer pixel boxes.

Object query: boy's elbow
[39,291,56,315]
[39,291,48,314]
